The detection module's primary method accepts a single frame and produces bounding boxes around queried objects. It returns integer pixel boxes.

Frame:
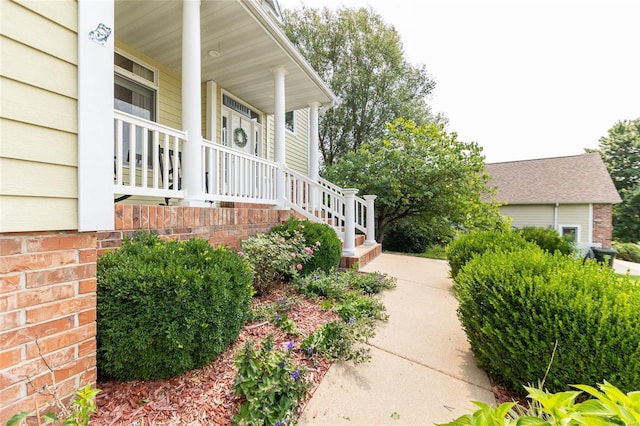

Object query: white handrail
[284,167,376,246]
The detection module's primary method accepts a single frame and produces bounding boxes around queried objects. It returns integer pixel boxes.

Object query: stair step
[339,242,382,270]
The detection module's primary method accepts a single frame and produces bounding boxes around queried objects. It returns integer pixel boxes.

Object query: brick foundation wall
[592,203,614,248]
[0,231,97,424]
[97,205,292,254]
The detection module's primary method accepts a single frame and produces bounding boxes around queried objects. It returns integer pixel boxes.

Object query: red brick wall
[593,203,614,248]
[97,205,292,254]
[0,232,97,424]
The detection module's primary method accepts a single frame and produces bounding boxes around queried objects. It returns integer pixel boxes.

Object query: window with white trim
[285,110,295,133]
[560,225,580,242]
[114,51,158,166]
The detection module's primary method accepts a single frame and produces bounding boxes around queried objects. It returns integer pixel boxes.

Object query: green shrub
[239,231,312,295]
[97,232,253,380]
[270,217,342,275]
[295,269,350,300]
[613,241,640,263]
[234,335,310,426]
[332,291,389,323]
[454,245,640,393]
[382,220,432,253]
[301,320,373,364]
[445,230,532,278]
[517,226,575,255]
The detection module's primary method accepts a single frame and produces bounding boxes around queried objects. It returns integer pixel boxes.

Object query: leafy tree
[595,118,640,241]
[282,6,438,166]
[326,118,506,243]
[614,185,640,242]
[597,118,640,192]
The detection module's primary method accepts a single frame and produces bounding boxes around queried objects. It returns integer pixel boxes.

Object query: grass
[416,245,447,260]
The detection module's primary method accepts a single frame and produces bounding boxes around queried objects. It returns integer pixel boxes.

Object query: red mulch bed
[91,285,339,425]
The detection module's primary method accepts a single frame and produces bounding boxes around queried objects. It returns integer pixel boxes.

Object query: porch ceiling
[115,0,336,114]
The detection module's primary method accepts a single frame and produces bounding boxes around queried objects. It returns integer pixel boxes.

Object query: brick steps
[339,234,382,270]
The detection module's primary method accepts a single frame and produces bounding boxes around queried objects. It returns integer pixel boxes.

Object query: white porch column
[342,188,358,256]
[308,101,320,210]
[363,194,377,245]
[181,0,204,205]
[273,66,287,208]
[78,0,114,231]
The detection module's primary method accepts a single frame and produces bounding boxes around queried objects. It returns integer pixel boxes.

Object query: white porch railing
[114,110,185,201]
[285,168,377,254]
[113,111,376,250]
[201,138,278,204]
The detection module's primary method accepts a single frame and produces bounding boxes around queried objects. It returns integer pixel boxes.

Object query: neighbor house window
[285,111,295,133]
[560,226,579,242]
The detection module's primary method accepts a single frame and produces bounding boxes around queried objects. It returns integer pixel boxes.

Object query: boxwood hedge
[455,246,640,393]
[97,232,253,380]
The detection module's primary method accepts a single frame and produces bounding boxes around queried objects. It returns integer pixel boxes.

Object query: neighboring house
[0,0,378,420]
[486,153,621,251]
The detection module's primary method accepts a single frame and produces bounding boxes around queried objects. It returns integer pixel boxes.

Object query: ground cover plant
[97,232,253,380]
[441,381,640,425]
[452,233,640,395]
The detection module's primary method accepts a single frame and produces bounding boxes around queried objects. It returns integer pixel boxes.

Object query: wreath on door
[234,127,248,148]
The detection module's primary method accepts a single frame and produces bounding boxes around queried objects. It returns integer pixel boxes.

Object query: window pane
[115,52,154,83]
[285,111,294,132]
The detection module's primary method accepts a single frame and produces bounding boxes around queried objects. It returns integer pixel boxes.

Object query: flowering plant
[239,231,313,295]
[234,335,310,426]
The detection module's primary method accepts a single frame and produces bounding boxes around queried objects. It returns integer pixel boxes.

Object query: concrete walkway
[614,258,640,276]
[299,254,495,425]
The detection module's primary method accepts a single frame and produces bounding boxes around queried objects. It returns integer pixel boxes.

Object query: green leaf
[390,411,400,420]
[5,412,29,426]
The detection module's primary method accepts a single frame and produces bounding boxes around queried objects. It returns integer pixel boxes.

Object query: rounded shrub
[445,229,532,278]
[382,220,431,253]
[455,246,640,393]
[97,232,253,380]
[517,226,574,255]
[612,241,640,263]
[270,217,342,275]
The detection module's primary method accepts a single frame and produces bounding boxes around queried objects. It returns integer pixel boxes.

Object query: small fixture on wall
[89,23,112,45]
[208,49,222,58]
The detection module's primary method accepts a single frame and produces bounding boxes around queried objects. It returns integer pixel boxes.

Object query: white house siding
[500,204,555,229]
[557,204,590,245]
[0,0,79,232]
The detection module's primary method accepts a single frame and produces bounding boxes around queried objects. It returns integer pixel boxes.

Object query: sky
[278,0,640,163]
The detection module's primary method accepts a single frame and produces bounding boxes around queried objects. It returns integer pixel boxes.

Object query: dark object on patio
[583,246,618,267]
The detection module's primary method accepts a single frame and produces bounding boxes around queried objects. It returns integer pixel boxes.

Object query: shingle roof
[486,153,622,204]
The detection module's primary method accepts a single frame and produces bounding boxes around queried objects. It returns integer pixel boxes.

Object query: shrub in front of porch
[239,230,312,295]
[270,217,342,276]
[97,232,253,380]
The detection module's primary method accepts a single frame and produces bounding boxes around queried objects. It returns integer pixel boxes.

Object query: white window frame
[285,110,295,134]
[114,49,159,120]
[559,225,581,242]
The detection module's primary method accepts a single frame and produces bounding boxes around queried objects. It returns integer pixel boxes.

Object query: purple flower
[306,347,313,356]
[276,314,282,321]
[305,247,314,255]
[285,340,294,350]
[237,250,244,257]
[277,361,285,368]
[290,252,297,258]
[290,370,300,380]
[349,317,356,326]
[296,263,303,271]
